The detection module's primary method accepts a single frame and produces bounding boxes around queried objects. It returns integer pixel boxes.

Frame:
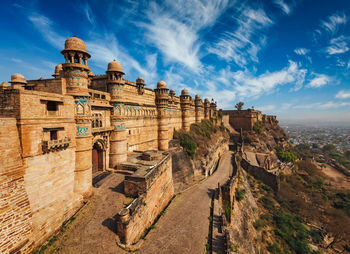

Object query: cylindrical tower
[210,98,217,123]
[9,73,27,90]
[155,80,169,151]
[194,94,203,123]
[61,36,92,198]
[204,98,210,120]
[180,89,191,131]
[107,60,128,167]
[52,64,63,78]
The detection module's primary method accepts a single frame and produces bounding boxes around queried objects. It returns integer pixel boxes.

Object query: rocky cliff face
[170,120,229,193]
[241,121,289,169]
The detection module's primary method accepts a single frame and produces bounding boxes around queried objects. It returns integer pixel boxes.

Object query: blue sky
[1,0,350,124]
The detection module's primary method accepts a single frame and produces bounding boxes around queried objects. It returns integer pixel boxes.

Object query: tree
[235,102,244,110]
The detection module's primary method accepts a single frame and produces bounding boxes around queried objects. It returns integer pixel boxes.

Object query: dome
[0,82,9,89]
[204,98,209,103]
[39,77,45,80]
[107,59,123,73]
[169,89,175,95]
[64,36,87,53]
[55,64,63,73]
[195,94,200,99]
[181,88,188,95]
[157,80,167,89]
[10,73,26,84]
[136,77,144,83]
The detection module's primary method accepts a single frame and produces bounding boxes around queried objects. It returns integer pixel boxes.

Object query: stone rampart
[116,154,174,248]
[0,118,34,254]
[240,155,279,191]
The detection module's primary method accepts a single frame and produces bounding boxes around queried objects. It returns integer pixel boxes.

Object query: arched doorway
[92,141,104,173]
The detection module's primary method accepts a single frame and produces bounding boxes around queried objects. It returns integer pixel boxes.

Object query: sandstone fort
[0,36,279,253]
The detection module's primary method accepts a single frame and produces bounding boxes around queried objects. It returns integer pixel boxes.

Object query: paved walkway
[140,151,233,254]
[49,152,233,254]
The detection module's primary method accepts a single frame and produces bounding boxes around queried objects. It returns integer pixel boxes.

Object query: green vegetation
[253,121,263,134]
[235,188,246,201]
[276,148,297,163]
[223,200,231,222]
[333,192,350,216]
[174,119,223,160]
[273,210,311,254]
[178,132,196,159]
[267,241,283,254]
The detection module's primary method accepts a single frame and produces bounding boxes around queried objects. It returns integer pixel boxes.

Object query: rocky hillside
[170,120,229,193]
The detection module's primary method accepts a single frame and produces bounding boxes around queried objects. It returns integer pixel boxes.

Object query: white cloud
[213,60,306,99]
[335,90,350,99]
[326,36,349,55]
[140,0,229,71]
[306,74,331,88]
[256,105,276,112]
[274,0,292,15]
[294,48,309,55]
[294,101,350,109]
[84,3,96,27]
[28,13,67,50]
[320,12,348,34]
[208,7,273,67]
[86,33,158,83]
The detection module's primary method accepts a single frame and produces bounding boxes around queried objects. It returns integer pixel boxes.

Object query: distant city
[281,124,350,153]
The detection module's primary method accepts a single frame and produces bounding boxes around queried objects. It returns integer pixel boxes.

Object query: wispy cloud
[84,3,96,27]
[208,7,273,67]
[28,13,67,50]
[86,33,158,83]
[294,48,309,55]
[295,101,350,109]
[326,36,349,54]
[306,74,331,88]
[256,104,276,112]
[320,12,348,35]
[140,0,229,71]
[274,0,293,15]
[335,90,350,99]
[215,60,307,98]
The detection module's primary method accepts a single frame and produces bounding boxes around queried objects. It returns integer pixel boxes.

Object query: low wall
[240,156,279,191]
[116,155,174,247]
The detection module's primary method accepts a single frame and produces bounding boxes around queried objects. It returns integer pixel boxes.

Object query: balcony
[42,137,71,153]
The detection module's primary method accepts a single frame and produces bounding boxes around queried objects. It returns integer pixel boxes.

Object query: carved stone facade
[0,36,217,253]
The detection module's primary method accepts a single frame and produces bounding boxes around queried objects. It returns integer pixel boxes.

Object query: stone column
[109,118,128,168]
[155,81,169,151]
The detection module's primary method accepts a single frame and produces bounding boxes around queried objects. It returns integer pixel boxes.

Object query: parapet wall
[116,154,174,247]
[0,118,34,254]
[240,156,279,191]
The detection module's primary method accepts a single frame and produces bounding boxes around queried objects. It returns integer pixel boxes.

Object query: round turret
[157,80,167,89]
[181,88,189,96]
[136,77,144,84]
[10,73,26,84]
[52,64,63,78]
[64,36,88,53]
[204,98,209,103]
[107,59,124,74]
[195,94,200,99]
[0,82,9,90]
[169,89,175,96]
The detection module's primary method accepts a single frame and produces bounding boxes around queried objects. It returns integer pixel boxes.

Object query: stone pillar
[106,60,128,166]
[195,94,203,124]
[155,81,169,151]
[204,98,210,120]
[61,37,93,198]
[109,119,128,168]
[64,68,92,198]
[180,89,191,131]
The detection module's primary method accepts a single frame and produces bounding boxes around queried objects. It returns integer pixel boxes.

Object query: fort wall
[116,154,174,247]
[0,118,34,254]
